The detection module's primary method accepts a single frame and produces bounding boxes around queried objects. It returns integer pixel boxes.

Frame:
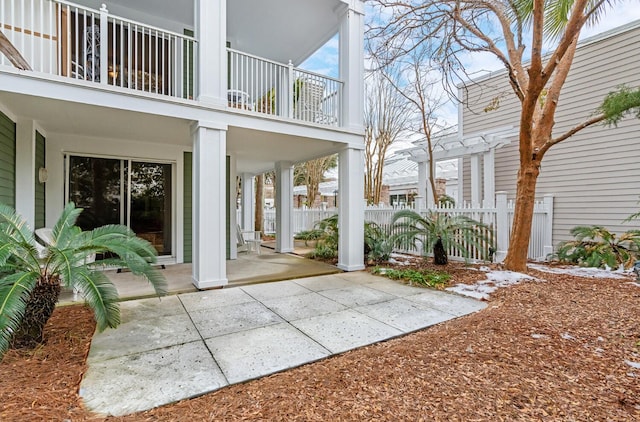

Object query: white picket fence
[240,192,554,262]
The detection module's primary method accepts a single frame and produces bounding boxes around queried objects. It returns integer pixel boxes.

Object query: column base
[276,247,294,254]
[337,263,365,272]
[192,277,228,290]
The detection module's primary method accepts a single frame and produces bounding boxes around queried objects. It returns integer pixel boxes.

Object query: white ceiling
[81,0,344,66]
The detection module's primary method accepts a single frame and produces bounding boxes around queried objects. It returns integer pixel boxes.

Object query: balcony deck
[0,0,343,127]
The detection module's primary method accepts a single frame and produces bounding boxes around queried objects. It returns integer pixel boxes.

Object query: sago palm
[391,210,494,265]
[0,202,167,360]
[554,225,640,269]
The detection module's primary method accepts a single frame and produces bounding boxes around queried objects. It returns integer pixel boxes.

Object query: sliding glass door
[67,155,173,257]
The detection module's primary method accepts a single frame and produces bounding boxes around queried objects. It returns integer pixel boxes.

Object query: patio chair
[237,225,262,254]
[294,78,337,125]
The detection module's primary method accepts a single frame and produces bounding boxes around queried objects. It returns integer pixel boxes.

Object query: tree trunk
[433,237,448,265]
[11,276,61,349]
[255,174,264,232]
[503,162,541,272]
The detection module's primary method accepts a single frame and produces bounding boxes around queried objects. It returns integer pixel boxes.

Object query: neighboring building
[0,0,366,288]
[459,20,640,245]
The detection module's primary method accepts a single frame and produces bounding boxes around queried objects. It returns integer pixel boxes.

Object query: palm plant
[391,210,494,265]
[0,202,167,360]
[554,225,640,269]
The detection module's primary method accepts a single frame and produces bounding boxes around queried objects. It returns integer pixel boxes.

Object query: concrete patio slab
[293,274,357,291]
[290,309,403,354]
[405,290,487,316]
[317,284,396,307]
[262,292,348,321]
[88,313,200,362]
[189,301,283,339]
[240,280,312,301]
[355,298,454,332]
[80,271,488,416]
[205,323,331,384]
[119,295,185,322]
[179,288,255,313]
[81,341,227,417]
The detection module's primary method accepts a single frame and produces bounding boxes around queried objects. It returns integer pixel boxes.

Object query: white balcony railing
[228,48,343,127]
[0,0,197,99]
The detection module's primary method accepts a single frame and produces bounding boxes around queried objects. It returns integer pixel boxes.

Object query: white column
[483,149,495,207]
[417,160,427,210]
[275,161,294,253]
[15,119,36,229]
[457,157,464,205]
[339,1,365,131]
[470,154,481,206]
[196,0,226,105]
[338,147,365,271]
[495,191,508,263]
[191,122,228,289]
[241,173,255,232]
[228,154,238,260]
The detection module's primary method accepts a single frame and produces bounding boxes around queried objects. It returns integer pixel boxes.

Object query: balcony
[0,0,343,127]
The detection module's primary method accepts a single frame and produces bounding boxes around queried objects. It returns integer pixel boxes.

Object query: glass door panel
[68,156,123,231]
[129,162,173,256]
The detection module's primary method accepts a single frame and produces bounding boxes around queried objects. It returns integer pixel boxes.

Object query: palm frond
[52,202,83,247]
[72,269,121,331]
[0,271,39,358]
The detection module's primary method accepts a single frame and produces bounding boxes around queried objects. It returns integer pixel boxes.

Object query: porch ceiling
[0,92,192,145]
[227,126,344,174]
[86,0,345,66]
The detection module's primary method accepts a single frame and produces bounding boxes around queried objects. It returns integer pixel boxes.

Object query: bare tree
[364,68,410,204]
[294,155,338,207]
[254,174,264,233]
[369,0,640,271]
[383,51,452,205]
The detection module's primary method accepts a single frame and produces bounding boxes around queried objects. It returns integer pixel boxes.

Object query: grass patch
[372,266,451,288]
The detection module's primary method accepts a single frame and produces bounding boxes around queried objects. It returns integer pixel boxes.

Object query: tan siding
[462,22,640,246]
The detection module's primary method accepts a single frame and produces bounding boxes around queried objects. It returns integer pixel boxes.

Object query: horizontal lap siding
[183,152,192,263]
[462,23,640,245]
[0,111,16,208]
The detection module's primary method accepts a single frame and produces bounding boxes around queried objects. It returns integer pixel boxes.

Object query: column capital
[191,121,228,134]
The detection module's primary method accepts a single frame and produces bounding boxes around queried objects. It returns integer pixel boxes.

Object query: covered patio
[59,243,340,304]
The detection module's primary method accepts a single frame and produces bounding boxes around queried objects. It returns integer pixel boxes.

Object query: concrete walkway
[79,272,486,416]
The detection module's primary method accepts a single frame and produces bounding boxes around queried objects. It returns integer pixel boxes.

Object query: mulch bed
[2,268,639,421]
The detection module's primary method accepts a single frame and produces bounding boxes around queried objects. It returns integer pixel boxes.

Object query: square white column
[241,173,255,232]
[338,147,365,271]
[15,119,36,228]
[416,160,427,210]
[483,149,495,207]
[457,157,464,205]
[275,161,294,253]
[228,154,238,260]
[191,122,228,289]
[470,154,481,206]
[196,0,226,105]
[339,2,365,131]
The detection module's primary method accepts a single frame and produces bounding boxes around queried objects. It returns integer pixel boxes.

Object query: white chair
[236,225,262,254]
[294,78,338,124]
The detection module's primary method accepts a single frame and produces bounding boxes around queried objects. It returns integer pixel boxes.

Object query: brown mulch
[2,270,640,421]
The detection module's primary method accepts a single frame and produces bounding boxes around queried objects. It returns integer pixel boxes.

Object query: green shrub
[365,221,393,264]
[372,266,451,288]
[391,210,494,265]
[554,225,640,269]
[294,229,324,245]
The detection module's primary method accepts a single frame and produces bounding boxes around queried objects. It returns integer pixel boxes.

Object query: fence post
[99,4,109,84]
[543,194,554,259]
[495,191,508,263]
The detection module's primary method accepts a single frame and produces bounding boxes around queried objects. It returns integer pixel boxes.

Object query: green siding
[183,152,193,263]
[34,132,46,229]
[0,111,16,208]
